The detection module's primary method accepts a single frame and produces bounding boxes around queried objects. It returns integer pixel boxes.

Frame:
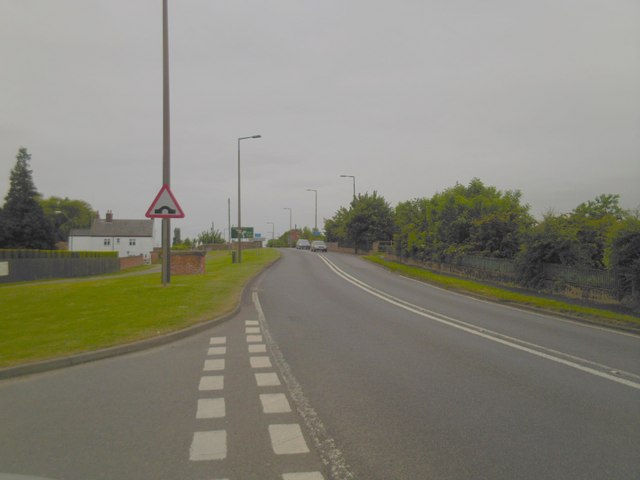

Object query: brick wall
[119,255,144,270]
[170,251,206,275]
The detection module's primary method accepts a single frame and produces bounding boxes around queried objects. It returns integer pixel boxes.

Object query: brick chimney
[106,210,113,222]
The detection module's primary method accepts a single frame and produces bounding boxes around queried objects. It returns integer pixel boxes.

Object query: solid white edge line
[319,255,640,391]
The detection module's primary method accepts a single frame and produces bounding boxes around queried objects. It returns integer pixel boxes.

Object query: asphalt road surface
[1,249,639,479]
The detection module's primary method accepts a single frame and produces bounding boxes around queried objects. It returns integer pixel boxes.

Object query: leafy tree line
[172,227,226,249]
[323,179,640,302]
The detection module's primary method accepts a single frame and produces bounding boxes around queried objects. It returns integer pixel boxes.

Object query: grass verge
[0,249,279,368]
[364,255,640,328]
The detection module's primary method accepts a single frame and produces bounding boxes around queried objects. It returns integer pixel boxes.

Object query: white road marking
[260,393,292,413]
[269,424,310,454]
[203,359,225,371]
[199,376,224,391]
[190,430,227,460]
[253,292,354,480]
[209,337,226,345]
[319,255,640,391]
[282,473,325,480]
[249,344,267,353]
[246,327,262,334]
[196,398,226,419]
[246,334,264,343]
[208,346,226,355]
[245,320,260,326]
[255,372,281,387]
[250,356,272,368]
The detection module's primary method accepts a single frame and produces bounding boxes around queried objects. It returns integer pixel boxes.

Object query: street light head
[252,135,262,138]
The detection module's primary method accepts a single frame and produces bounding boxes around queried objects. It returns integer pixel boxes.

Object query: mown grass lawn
[364,255,640,328]
[0,249,279,367]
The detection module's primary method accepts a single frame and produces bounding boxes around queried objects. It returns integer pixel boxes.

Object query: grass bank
[364,255,640,329]
[0,249,279,368]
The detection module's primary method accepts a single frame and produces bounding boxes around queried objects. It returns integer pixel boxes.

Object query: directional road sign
[231,227,254,239]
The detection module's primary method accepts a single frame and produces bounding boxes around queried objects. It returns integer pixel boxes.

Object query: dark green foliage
[324,192,395,252]
[0,148,55,249]
[346,192,395,252]
[608,217,640,304]
[324,207,349,243]
[394,179,533,261]
[516,213,590,287]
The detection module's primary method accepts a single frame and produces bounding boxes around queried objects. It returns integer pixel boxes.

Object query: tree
[39,196,94,243]
[196,227,225,246]
[173,228,182,246]
[345,192,395,253]
[608,217,640,305]
[0,147,55,249]
[393,179,533,261]
[324,206,350,243]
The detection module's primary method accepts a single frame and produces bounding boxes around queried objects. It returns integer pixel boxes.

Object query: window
[104,238,111,246]
[129,238,136,246]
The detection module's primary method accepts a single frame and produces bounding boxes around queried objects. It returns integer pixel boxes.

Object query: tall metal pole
[237,135,261,263]
[267,222,275,243]
[162,0,171,285]
[340,175,356,201]
[306,189,318,232]
[227,197,231,244]
[283,208,292,247]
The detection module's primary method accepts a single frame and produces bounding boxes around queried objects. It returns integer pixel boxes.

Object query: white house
[69,210,155,259]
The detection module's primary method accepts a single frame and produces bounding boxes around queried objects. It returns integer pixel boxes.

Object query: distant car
[310,240,327,252]
[296,239,311,250]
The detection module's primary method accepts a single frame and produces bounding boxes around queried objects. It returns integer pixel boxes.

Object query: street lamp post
[237,135,261,263]
[161,0,172,285]
[340,175,356,200]
[283,208,292,247]
[306,189,318,233]
[267,222,275,243]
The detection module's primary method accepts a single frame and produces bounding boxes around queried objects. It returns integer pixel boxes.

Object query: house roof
[70,219,154,238]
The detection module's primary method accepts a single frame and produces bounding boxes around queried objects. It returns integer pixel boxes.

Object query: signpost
[146,184,184,285]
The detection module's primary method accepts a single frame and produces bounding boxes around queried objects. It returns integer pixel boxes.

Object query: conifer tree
[0,147,55,249]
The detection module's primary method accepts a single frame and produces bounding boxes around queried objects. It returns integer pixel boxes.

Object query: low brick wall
[119,255,144,270]
[170,251,206,275]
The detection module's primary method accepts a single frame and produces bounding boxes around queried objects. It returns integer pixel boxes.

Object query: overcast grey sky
[2,0,639,240]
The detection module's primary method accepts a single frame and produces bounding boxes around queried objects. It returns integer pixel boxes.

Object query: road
[1,249,639,479]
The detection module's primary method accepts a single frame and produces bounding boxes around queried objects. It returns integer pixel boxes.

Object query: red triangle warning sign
[146,184,185,218]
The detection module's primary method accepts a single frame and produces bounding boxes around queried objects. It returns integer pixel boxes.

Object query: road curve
[256,249,640,479]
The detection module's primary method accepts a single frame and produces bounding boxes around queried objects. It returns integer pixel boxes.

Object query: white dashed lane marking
[255,372,282,387]
[250,356,273,368]
[203,359,225,371]
[269,424,311,455]
[190,430,227,461]
[260,393,292,414]
[189,318,326,479]
[282,473,325,480]
[249,344,267,353]
[208,346,226,355]
[199,375,224,391]
[196,398,226,419]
